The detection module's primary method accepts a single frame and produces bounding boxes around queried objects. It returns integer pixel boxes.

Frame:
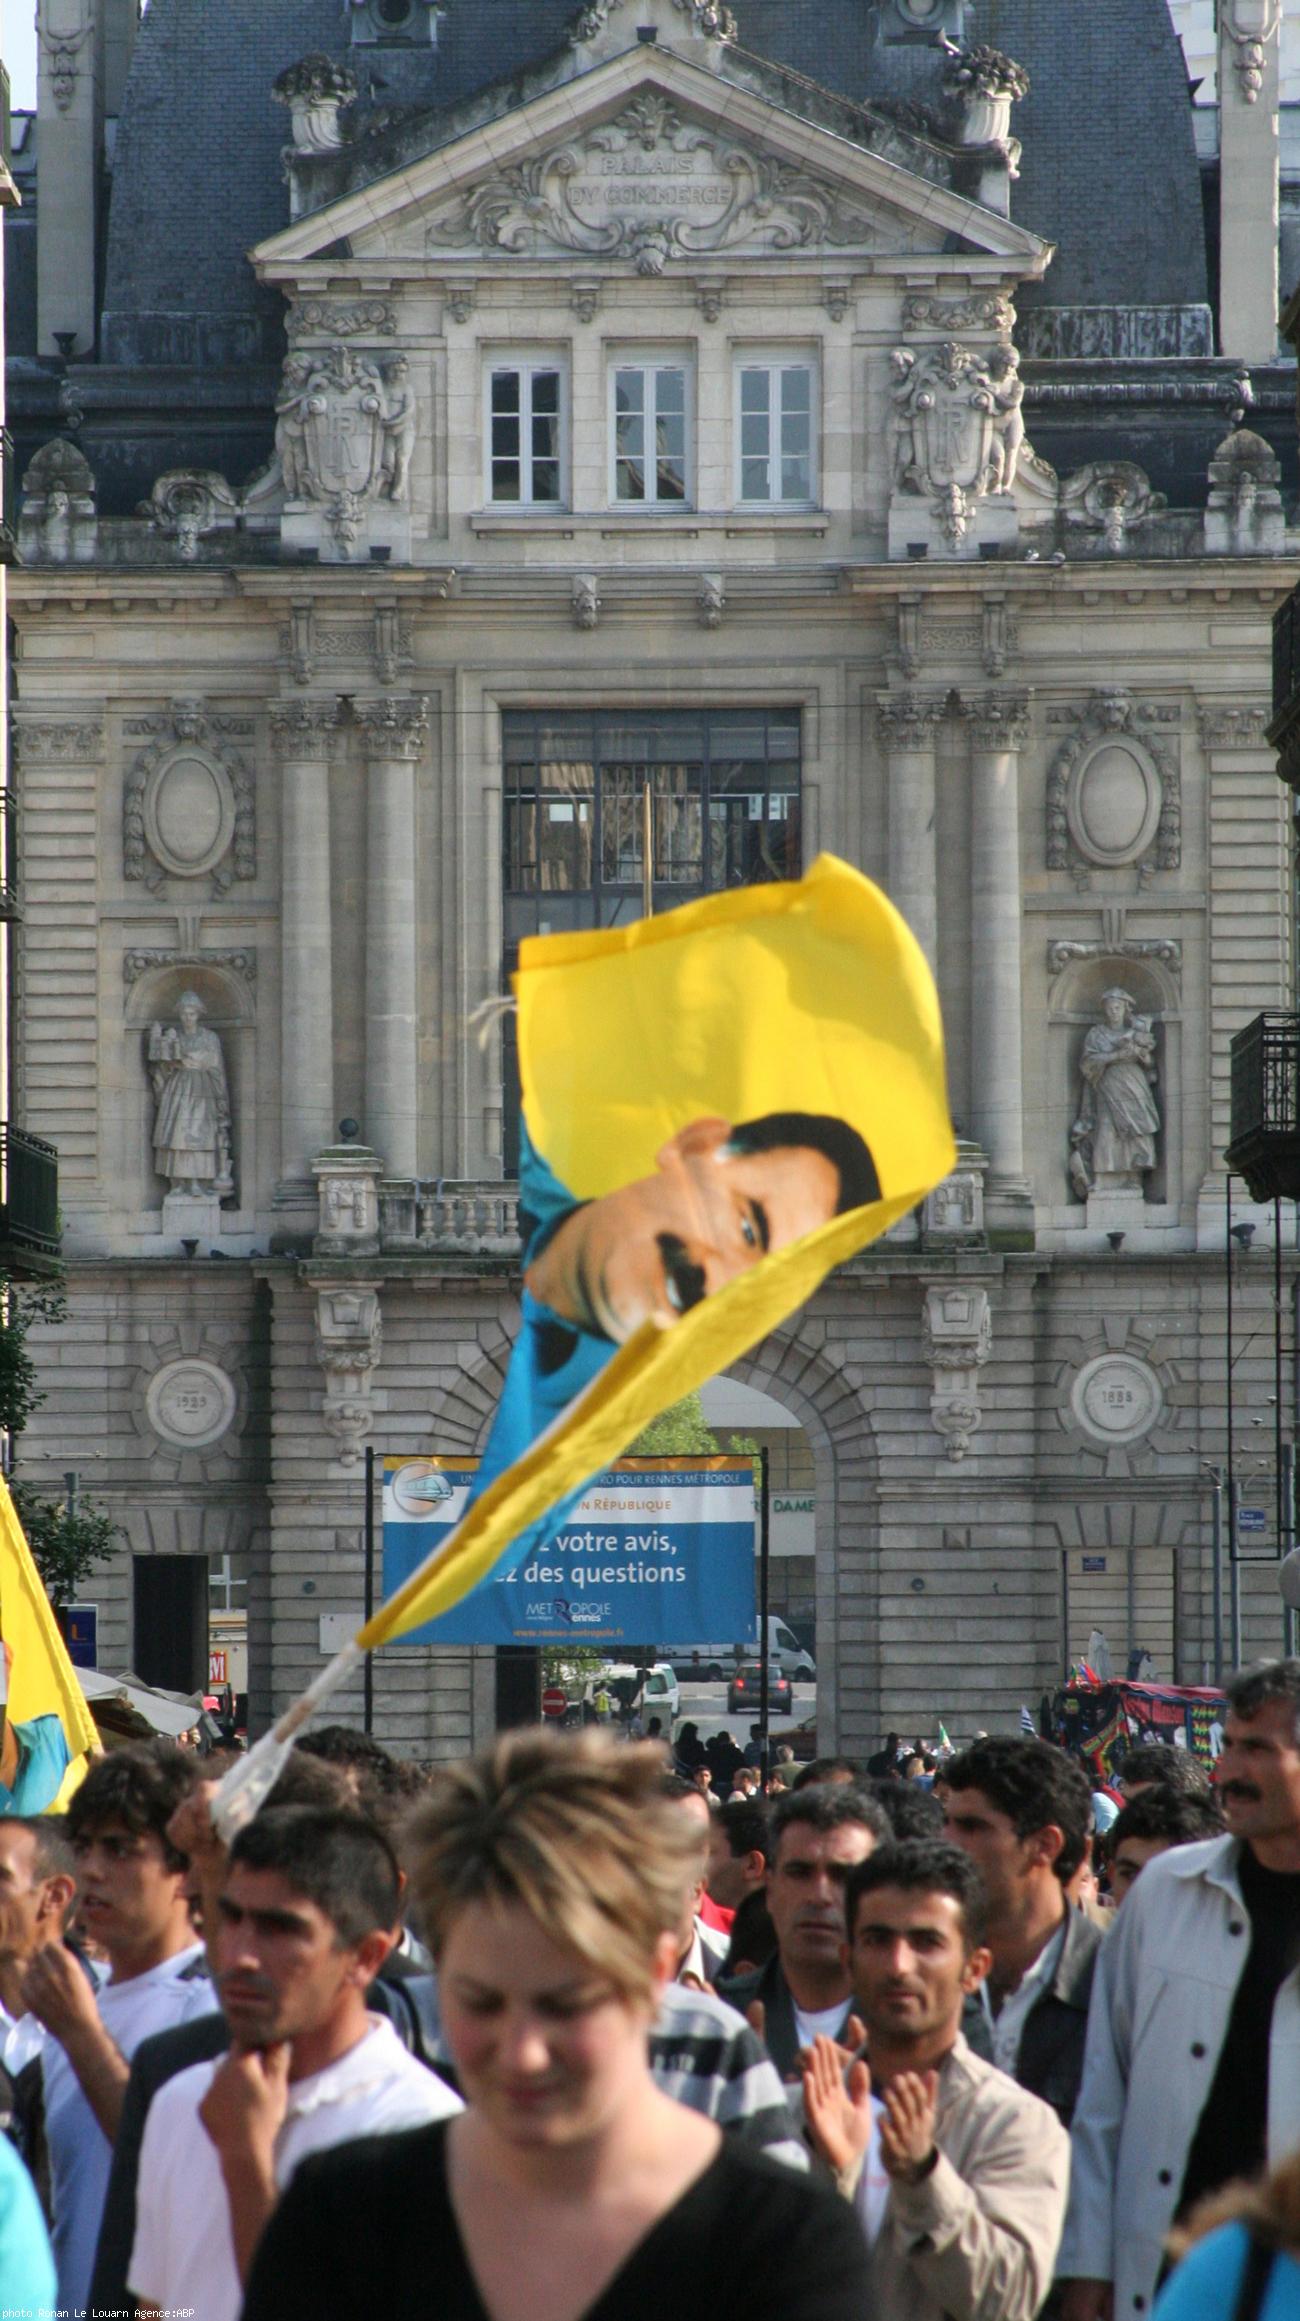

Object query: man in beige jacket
[803,1838,1070,2321]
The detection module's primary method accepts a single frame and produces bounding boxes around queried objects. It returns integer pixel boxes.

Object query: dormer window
[349,0,441,47]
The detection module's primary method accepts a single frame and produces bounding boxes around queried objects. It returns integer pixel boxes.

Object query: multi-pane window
[736,361,815,504]
[501,709,802,1170]
[488,364,563,504]
[612,364,689,504]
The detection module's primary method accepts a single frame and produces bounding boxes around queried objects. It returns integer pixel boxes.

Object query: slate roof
[97,0,1206,366]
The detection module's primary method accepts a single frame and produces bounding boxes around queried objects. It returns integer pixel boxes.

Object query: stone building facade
[4,0,1300,1750]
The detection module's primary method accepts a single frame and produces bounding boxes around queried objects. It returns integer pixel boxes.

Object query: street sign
[64,1605,98,1671]
[1238,1506,1268,1535]
[541,1686,567,1719]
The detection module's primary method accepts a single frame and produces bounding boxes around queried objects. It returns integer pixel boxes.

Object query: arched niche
[1046,952,1181,1211]
[124,959,256,1212]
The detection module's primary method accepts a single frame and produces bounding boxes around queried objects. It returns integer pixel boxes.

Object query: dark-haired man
[706,1798,770,1920]
[718,1784,889,2076]
[26,1744,218,2315]
[1116,1741,1213,1801]
[943,1736,1101,2128]
[1106,1784,1224,1906]
[804,1840,1069,2321]
[128,1805,460,2321]
[1061,1659,1300,2321]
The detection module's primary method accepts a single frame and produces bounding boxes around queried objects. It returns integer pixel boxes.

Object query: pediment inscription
[421,95,921,270]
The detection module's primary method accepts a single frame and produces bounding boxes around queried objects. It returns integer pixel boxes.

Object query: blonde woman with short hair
[243,1730,871,2321]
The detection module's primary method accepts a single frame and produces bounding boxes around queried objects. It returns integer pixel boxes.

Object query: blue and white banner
[382,1454,757,1648]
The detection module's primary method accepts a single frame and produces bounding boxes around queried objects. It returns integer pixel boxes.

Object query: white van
[669,1620,815,1683]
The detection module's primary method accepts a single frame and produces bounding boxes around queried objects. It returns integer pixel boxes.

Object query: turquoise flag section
[381,1458,758,1649]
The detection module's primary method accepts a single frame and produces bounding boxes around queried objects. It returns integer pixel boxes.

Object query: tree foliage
[0,1273,120,1613]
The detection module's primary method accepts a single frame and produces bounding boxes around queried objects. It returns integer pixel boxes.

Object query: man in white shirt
[23,1743,218,2316]
[129,1802,461,2321]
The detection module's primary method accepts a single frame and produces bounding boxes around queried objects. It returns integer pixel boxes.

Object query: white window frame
[485,357,568,509]
[733,355,818,508]
[607,357,694,509]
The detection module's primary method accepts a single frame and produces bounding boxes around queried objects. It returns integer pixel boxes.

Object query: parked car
[670,1619,816,1684]
[727,1662,792,1715]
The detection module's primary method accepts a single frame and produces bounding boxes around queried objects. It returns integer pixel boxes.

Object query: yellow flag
[361,855,953,1650]
[0,1472,100,1808]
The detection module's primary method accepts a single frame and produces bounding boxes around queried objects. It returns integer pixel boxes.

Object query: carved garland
[1045,691,1180,889]
[123,703,256,895]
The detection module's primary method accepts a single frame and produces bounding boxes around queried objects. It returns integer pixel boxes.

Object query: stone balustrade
[377,1180,521,1255]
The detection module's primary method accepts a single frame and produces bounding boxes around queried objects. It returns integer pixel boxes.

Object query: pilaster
[963,691,1032,1232]
[355,697,428,1178]
[875,693,946,974]
[270,700,342,1198]
[1218,0,1281,362]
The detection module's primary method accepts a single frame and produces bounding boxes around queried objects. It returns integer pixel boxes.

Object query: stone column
[964,691,1032,1222]
[1218,1,1281,363]
[36,0,100,359]
[355,697,427,1178]
[876,693,945,974]
[270,701,341,1194]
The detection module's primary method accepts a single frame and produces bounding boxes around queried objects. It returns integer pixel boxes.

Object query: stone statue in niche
[380,355,417,500]
[1069,988,1160,1199]
[148,992,234,1196]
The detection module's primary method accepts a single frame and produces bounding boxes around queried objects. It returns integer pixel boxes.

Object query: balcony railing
[1225,1011,1300,1200]
[0,791,19,918]
[378,1182,521,1255]
[1270,584,1300,786]
[0,1125,59,1259]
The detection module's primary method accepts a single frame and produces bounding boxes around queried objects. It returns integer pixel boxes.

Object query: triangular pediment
[252,45,1051,279]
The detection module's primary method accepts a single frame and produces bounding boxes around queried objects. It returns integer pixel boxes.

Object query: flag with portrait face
[359,855,953,1649]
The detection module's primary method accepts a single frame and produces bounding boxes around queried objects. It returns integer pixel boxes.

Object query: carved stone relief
[922,1284,992,1462]
[18,438,97,562]
[37,0,92,112]
[124,702,255,894]
[1220,0,1281,100]
[138,470,239,559]
[125,947,257,989]
[314,1284,383,1467]
[272,344,414,550]
[1196,702,1270,749]
[1204,428,1284,556]
[1058,462,1165,552]
[572,574,601,631]
[287,299,396,341]
[887,339,1025,549]
[424,97,899,269]
[1045,691,1179,887]
[145,1358,238,1450]
[11,718,103,765]
[272,53,358,151]
[571,0,737,48]
[903,293,1015,336]
[1070,1353,1163,1447]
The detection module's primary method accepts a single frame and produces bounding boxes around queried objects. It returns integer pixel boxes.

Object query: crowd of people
[1,1659,1300,2317]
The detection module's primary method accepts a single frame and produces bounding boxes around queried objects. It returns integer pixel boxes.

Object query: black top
[1179,1849,1300,2215]
[242,2117,871,2321]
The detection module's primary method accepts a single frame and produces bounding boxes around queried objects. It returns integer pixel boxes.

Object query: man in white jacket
[1059,1658,1300,2321]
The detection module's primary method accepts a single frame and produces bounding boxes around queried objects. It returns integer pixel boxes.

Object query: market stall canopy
[76,1667,205,1743]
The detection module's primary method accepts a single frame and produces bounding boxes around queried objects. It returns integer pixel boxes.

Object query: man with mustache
[127,1806,459,2321]
[1060,1659,1300,2321]
[804,1840,1069,2321]
[717,1785,889,2080]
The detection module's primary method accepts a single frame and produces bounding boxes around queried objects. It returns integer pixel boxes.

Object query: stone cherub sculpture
[1069,987,1160,1198]
[148,991,234,1197]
